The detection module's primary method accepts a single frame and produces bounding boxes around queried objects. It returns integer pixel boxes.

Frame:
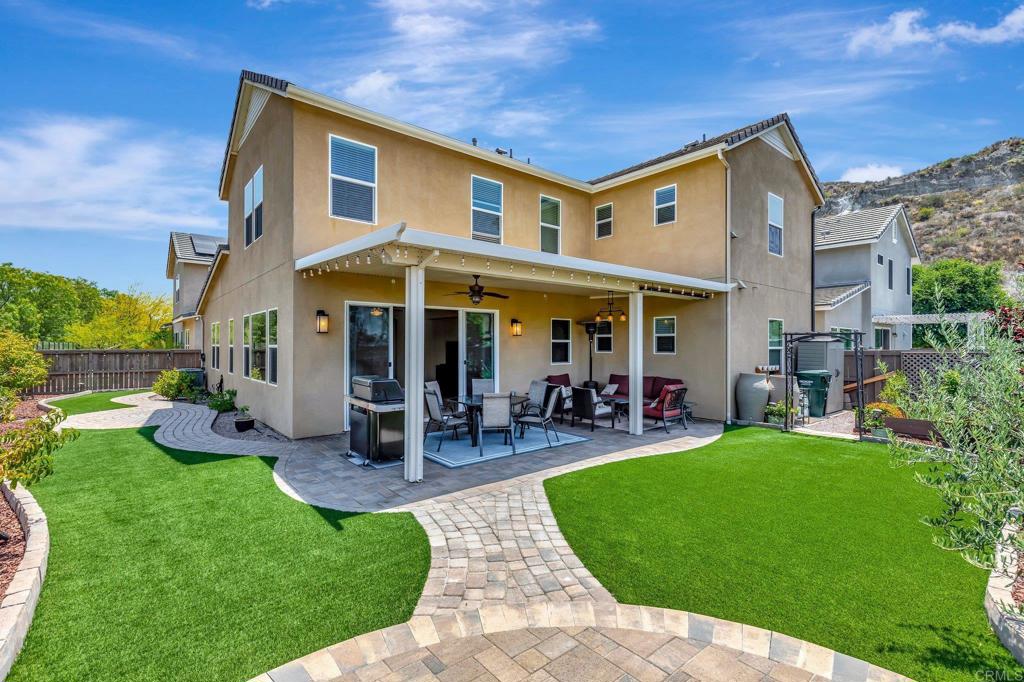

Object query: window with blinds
[653,316,676,354]
[595,203,613,239]
[654,185,676,226]
[330,135,376,223]
[768,192,783,257]
[472,176,502,242]
[244,166,263,247]
[540,195,561,254]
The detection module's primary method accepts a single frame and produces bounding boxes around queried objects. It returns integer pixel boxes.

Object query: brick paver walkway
[61,393,907,682]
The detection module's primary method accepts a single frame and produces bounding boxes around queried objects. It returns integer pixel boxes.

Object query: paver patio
[59,393,907,681]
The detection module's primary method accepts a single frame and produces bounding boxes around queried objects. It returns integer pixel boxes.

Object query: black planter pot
[234,417,255,432]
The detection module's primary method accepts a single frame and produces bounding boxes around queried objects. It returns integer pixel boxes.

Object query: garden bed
[0,491,26,598]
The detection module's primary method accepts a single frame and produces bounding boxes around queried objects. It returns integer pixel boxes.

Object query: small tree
[0,330,49,393]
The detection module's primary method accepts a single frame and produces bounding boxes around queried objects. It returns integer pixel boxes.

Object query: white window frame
[830,326,857,351]
[594,320,613,354]
[268,308,278,387]
[768,318,784,367]
[874,326,892,350]
[328,134,377,225]
[539,194,561,255]
[244,309,276,386]
[877,253,884,266]
[595,202,613,240]
[471,174,503,243]
[243,314,251,378]
[653,316,676,355]
[550,318,572,365]
[228,318,235,374]
[183,327,191,349]
[768,192,784,257]
[888,258,894,290]
[653,184,676,226]
[244,165,264,248]
[210,321,220,370]
[173,273,180,302]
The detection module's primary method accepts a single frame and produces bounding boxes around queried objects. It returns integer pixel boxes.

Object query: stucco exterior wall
[201,94,296,435]
[173,261,209,317]
[817,291,872,335]
[814,245,870,287]
[725,138,815,412]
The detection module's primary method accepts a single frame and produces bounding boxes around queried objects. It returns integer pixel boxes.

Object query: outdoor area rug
[424,428,589,468]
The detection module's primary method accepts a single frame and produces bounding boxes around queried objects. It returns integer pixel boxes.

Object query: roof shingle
[815,205,903,248]
[814,281,871,309]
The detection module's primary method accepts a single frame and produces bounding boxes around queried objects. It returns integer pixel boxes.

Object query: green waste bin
[795,370,832,418]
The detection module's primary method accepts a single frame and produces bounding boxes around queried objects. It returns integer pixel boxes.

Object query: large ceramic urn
[736,373,771,422]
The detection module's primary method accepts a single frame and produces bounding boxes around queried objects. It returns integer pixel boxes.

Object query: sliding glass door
[347,305,392,391]
[463,311,495,394]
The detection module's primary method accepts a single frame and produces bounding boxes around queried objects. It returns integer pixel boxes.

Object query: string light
[345,259,350,268]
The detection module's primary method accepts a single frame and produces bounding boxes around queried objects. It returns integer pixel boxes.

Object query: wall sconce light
[315,309,329,334]
[510,318,523,337]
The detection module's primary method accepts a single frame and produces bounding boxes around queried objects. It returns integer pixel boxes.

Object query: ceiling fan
[446,275,509,306]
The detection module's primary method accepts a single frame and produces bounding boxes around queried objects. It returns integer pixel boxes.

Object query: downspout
[717,149,732,423]
[810,208,817,331]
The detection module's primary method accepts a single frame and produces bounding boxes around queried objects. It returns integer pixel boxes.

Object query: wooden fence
[30,350,202,395]
[843,349,968,404]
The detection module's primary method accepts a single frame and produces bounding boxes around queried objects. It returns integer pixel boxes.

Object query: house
[814,205,920,349]
[193,69,823,481]
[166,231,228,349]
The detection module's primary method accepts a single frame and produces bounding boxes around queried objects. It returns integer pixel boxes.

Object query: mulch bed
[0,491,26,600]
[0,396,53,438]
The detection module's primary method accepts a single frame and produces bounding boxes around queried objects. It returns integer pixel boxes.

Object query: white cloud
[0,115,222,235]
[848,5,1024,56]
[840,164,904,182]
[311,0,599,139]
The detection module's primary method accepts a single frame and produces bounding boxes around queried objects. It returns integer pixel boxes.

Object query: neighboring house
[814,205,920,349]
[194,70,823,480]
[166,232,228,349]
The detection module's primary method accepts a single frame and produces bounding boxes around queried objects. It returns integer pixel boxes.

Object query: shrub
[0,330,49,393]
[207,389,237,413]
[866,401,904,419]
[0,387,16,422]
[152,369,194,400]
[879,370,910,409]
[920,194,945,208]
[916,206,935,221]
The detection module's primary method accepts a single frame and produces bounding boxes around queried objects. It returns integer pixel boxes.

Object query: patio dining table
[447,394,529,447]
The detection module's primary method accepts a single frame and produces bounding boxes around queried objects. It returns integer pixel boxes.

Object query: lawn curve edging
[37,391,93,412]
[0,484,48,680]
[986,510,1024,666]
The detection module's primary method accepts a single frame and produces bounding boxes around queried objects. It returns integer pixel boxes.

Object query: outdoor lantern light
[510,319,523,336]
[315,309,329,333]
[593,291,626,324]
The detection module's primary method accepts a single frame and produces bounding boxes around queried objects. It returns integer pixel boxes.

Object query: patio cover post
[404,264,426,482]
[628,291,644,435]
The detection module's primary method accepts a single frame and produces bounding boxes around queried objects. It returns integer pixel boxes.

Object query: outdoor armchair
[424,389,468,451]
[570,386,613,432]
[515,386,561,446]
[642,384,688,433]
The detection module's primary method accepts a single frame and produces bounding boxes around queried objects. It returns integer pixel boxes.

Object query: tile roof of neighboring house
[170,231,228,263]
[814,281,871,309]
[587,113,820,190]
[815,205,904,248]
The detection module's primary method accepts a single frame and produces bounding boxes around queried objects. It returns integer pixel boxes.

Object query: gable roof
[220,70,824,203]
[166,231,228,278]
[195,244,230,314]
[815,205,920,262]
[814,281,871,310]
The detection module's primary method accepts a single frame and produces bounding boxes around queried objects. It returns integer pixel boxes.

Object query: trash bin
[795,370,832,418]
[179,367,205,390]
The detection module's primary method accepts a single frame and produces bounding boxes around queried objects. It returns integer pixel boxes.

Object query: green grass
[11,427,430,682]
[544,426,1021,682]
[47,389,148,416]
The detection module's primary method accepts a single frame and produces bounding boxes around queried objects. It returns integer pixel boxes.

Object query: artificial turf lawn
[9,427,430,682]
[544,426,1021,682]
[47,389,147,416]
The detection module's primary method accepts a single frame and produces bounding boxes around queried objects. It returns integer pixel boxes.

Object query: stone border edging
[254,601,909,682]
[0,484,48,680]
[986,512,1024,665]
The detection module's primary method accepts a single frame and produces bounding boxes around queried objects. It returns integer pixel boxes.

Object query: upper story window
[768,192,784,257]
[471,175,503,243]
[330,135,376,223]
[906,267,911,295]
[173,273,180,302]
[654,185,676,226]
[888,259,894,290]
[877,253,884,266]
[595,203,613,239]
[244,166,264,247]
[540,195,561,254]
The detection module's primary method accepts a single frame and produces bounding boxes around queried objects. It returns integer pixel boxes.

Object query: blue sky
[1,0,1022,295]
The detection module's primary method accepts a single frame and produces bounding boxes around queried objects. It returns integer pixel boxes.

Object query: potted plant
[859,401,903,438]
[763,400,795,425]
[234,405,255,432]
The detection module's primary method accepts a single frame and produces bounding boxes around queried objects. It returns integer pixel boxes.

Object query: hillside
[822,138,1024,267]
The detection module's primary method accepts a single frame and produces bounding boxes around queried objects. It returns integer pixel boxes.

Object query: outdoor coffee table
[600,396,630,427]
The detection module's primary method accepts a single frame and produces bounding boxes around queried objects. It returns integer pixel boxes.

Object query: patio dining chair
[426,380,464,418]
[477,392,516,457]
[515,387,561,446]
[471,378,495,395]
[570,386,613,432]
[424,389,468,452]
[520,379,549,416]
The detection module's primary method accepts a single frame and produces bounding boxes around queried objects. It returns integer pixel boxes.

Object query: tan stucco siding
[725,138,815,407]
[200,93,296,436]
[588,157,727,280]
[291,102,594,261]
